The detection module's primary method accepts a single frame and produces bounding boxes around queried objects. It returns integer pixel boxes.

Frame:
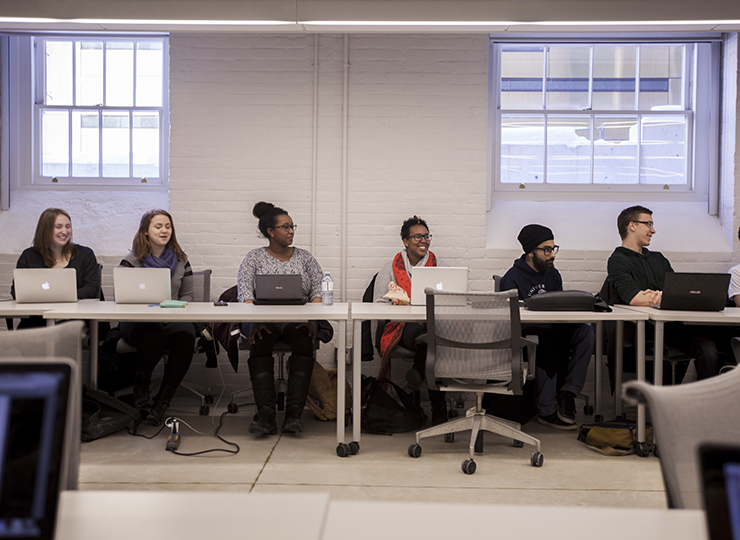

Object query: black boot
[248,356,278,435]
[147,385,177,426]
[133,371,152,410]
[430,390,448,426]
[282,356,314,434]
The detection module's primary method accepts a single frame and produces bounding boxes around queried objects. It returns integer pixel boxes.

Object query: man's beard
[533,256,554,273]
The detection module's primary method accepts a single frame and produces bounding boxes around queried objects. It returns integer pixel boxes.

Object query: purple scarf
[142,247,178,276]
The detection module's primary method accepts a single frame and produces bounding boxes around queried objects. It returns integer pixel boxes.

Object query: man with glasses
[500,224,594,430]
[606,205,723,380]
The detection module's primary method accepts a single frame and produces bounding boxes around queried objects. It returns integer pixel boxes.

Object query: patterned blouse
[237,246,323,303]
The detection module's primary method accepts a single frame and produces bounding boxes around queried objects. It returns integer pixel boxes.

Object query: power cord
[164,412,240,457]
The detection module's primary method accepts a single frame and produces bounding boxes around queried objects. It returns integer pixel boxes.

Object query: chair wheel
[348,441,360,455]
[513,440,524,448]
[594,414,604,423]
[461,459,476,475]
[277,392,285,412]
[227,402,239,414]
[205,394,214,405]
[636,442,650,457]
[583,404,594,416]
[448,409,460,419]
[531,452,544,467]
[336,443,351,458]
[653,444,659,458]
[199,405,209,416]
[444,433,454,443]
[408,444,422,458]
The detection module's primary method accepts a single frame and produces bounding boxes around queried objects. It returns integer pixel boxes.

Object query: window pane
[72,111,99,177]
[546,116,591,184]
[133,112,160,178]
[45,41,73,106]
[41,110,69,177]
[594,116,638,184]
[546,46,589,110]
[640,115,687,185]
[102,112,130,177]
[106,42,134,107]
[500,116,544,184]
[75,42,103,106]
[136,42,164,107]
[639,45,684,110]
[500,46,544,110]
[593,46,636,111]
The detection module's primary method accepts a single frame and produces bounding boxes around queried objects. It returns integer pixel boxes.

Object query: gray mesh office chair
[623,364,740,509]
[407,288,543,474]
[0,321,85,490]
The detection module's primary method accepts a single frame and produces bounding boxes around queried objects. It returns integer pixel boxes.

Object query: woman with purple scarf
[119,209,195,425]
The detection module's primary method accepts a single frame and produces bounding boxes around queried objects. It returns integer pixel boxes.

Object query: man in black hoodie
[501,224,594,431]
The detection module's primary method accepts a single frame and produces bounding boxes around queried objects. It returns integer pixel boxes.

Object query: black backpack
[360,375,426,435]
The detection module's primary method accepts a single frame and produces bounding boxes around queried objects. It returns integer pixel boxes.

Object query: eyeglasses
[533,245,559,256]
[406,234,432,243]
[633,220,654,229]
[274,224,297,232]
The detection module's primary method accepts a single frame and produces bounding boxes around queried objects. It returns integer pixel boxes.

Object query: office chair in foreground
[407,288,543,474]
[623,364,740,509]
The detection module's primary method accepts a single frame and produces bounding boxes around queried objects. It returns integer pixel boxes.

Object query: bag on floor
[306,361,351,421]
[577,418,653,456]
[81,386,141,442]
[360,375,426,435]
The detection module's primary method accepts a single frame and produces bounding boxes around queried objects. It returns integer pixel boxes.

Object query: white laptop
[113,267,171,304]
[410,267,469,305]
[13,268,77,303]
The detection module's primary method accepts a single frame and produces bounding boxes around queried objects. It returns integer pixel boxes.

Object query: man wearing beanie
[500,224,595,430]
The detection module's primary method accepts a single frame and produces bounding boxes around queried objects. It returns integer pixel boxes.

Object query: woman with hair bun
[237,201,323,436]
[12,208,100,328]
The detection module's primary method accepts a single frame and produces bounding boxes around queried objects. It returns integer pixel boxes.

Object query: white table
[55,490,331,540]
[322,500,707,540]
[0,299,66,319]
[42,301,350,448]
[349,303,648,446]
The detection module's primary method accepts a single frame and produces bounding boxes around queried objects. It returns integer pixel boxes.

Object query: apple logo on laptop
[139,283,147,290]
[436,282,444,291]
[42,282,50,290]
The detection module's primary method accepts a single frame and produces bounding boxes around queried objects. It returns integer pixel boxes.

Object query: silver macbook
[13,268,77,303]
[410,267,468,305]
[113,267,171,304]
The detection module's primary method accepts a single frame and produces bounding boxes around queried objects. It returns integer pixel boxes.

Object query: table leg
[352,321,362,444]
[336,321,346,447]
[615,321,624,417]
[654,320,664,386]
[594,322,603,418]
[637,320,646,443]
[89,320,98,391]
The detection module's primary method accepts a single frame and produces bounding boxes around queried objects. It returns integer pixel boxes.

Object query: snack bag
[383,282,410,305]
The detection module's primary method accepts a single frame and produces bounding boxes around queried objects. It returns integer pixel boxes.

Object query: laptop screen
[700,444,740,540]
[0,361,75,540]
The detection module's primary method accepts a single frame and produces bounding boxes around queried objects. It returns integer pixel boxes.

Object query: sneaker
[556,390,577,424]
[537,412,578,431]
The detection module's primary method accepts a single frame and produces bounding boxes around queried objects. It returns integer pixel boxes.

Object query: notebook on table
[409,267,469,306]
[113,267,171,304]
[655,272,730,311]
[253,274,306,306]
[12,269,77,304]
[0,358,78,540]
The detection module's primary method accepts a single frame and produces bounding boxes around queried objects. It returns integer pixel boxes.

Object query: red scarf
[377,251,437,381]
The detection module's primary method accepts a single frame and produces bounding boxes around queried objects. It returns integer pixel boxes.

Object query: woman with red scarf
[373,216,448,425]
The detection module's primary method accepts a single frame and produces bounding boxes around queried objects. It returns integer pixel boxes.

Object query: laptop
[253,274,306,306]
[700,444,740,540]
[12,269,77,304]
[113,267,171,304]
[0,359,78,540]
[655,272,731,311]
[409,267,469,306]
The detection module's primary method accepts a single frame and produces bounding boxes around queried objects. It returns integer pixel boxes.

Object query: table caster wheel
[653,445,660,458]
[408,444,422,458]
[348,441,360,455]
[636,442,650,457]
[227,403,239,414]
[461,459,476,475]
[205,394,214,405]
[199,405,209,416]
[444,433,454,443]
[513,440,524,448]
[336,443,351,458]
[531,452,544,467]
[594,414,604,423]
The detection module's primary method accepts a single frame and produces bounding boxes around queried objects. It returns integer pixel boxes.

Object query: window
[491,39,720,202]
[9,35,169,188]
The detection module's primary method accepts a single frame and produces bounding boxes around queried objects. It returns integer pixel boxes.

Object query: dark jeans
[248,323,314,358]
[664,322,736,380]
[119,322,195,389]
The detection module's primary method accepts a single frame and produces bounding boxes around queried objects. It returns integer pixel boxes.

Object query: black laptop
[253,274,306,306]
[656,272,731,311]
[700,444,740,540]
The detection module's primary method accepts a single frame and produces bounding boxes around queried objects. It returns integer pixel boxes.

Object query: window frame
[489,36,721,208]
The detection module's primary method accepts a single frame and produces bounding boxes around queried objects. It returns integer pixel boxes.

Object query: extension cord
[166,420,180,452]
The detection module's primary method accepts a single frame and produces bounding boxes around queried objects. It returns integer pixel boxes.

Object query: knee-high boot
[248,356,278,435]
[282,356,314,434]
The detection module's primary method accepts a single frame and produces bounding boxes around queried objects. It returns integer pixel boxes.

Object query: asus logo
[689,290,701,295]
[275,286,284,290]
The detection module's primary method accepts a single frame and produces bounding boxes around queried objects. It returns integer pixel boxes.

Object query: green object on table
[160,300,188,308]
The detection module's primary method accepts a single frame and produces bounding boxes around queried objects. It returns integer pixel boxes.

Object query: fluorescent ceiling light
[303,20,519,26]
[0,17,292,26]
[303,19,740,27]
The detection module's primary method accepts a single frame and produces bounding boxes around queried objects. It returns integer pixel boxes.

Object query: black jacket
[500,255,563,300]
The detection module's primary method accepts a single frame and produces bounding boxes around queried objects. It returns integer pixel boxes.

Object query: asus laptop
[409,267,468,306]
[0,358,79,540]
[12,269,77,304]
[253,274,306,306]
[113,267,171,304]
[655,272,730,311]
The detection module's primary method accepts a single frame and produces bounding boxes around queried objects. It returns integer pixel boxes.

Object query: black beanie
[518,224,554,254]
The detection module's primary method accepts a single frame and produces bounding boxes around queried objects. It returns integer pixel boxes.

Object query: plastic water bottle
[321,272,334,306]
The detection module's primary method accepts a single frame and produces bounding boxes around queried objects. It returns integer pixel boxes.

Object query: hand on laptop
[641,289,663,307]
